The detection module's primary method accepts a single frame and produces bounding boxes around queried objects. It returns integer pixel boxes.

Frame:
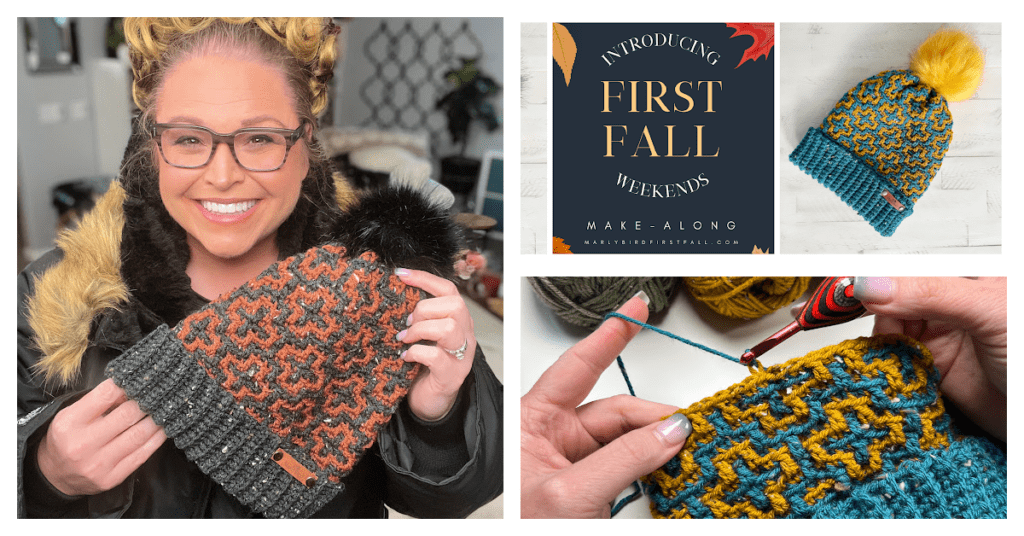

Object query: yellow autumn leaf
[751,245,770,254]
[553,23,576,86]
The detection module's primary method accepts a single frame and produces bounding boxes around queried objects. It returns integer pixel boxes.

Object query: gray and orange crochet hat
[107,246,420,518]
[789,29,985,236]
[106,184,464,518]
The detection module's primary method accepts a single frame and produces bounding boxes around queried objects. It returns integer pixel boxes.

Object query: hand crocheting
[854,277,1006,440]
[395,268,476,422]
[521,294,691,518]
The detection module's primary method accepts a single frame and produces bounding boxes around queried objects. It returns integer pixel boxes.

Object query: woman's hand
[854,277,1006,441]
[521,294,691,518]
[395,268,476,421]
[36,378,167,496]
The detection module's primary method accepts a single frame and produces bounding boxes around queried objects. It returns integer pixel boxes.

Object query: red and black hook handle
[740,276,865,365]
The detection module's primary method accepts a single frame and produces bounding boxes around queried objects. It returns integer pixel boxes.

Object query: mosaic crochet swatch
[108,245,420,518]
[645,335,1006,518]
[822,70,952,203]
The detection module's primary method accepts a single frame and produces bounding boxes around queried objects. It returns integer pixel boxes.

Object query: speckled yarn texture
[685,277,811,320]
[645,335,1007,518]
[106,245,420,518]
[529,277,678,329]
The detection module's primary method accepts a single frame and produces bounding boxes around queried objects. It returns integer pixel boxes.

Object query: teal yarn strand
[616,356,636,396]
[612,356,640,516]
[610,482,642,517]
[604,312,750,366]
[605,311,746,518]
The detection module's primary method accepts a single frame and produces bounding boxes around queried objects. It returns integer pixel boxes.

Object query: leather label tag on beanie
[272,448,318,488]
[881,190,905,212]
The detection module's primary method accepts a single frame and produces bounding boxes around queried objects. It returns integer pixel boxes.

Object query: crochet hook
[740,276,865,365]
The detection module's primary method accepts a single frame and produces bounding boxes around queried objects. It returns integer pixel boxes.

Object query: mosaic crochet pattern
[108,246,420,517]
[182,245,418,474]
[645,335,1007,518]
[823,70,952,203]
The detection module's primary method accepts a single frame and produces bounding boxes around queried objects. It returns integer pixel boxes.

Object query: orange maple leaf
[553,236,573,254]
[751,245,770,254]
[725,23,774,69]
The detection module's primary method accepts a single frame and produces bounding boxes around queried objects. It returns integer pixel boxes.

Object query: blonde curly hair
[123,17,339,124]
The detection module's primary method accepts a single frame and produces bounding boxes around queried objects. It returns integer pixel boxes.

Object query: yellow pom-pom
[910,29,984,103]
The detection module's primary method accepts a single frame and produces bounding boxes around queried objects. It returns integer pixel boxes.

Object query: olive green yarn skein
[529,277,678,329]
[685,277,812,320]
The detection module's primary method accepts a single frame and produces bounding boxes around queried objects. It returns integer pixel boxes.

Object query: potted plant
[436,58,500,203]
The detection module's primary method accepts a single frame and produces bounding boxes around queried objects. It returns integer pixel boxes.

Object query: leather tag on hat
[881,190,905,211]
[273,448,318,488]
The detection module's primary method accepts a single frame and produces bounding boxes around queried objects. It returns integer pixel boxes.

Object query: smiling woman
[17,17,502,519]
[155,54,310,296]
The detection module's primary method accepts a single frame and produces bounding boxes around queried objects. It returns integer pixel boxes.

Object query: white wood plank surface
[521,22,548,254]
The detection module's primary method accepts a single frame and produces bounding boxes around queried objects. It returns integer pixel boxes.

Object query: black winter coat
[16,149,502,518]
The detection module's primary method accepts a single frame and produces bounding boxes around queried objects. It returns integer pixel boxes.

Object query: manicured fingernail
[632,290,651,306]
[396,330,407,341]
[395,268,411,277]
[853,277,893,303]
[400,350,407,359]
[406,315,413,326]
[655,413,691,445]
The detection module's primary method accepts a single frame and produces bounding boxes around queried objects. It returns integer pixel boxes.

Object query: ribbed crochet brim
[789,127,913,237]
[107,325,343,518]
[809,434,1007,518]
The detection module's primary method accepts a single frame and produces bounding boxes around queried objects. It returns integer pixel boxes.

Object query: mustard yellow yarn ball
[910,29,985,103]
[685,277,812,320]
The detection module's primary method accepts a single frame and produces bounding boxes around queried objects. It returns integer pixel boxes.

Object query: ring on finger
[443,338,469,360]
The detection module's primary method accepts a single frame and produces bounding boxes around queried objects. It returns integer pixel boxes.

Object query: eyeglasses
[151,121,308,172]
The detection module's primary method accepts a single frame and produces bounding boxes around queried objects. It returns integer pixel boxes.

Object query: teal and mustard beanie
[645,335,1007,518]
[789,29,985,236]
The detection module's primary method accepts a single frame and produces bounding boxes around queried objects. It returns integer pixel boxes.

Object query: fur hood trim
[27,182,130,386]
[26,173,457,387]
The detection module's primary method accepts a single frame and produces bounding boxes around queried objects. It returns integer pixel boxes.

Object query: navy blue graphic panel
[552,23,773,253]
